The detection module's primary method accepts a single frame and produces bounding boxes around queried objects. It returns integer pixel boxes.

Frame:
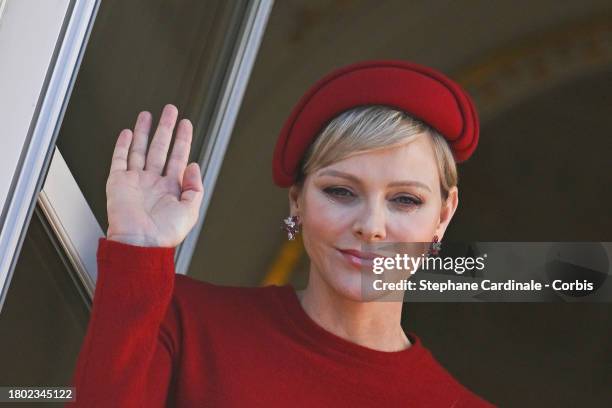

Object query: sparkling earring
[282,215,300,240]
[429,235,442,256]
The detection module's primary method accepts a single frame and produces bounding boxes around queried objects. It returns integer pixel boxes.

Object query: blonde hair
[296,105,458,199]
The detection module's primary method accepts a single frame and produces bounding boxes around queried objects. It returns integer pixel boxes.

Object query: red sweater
[67,238,495,407]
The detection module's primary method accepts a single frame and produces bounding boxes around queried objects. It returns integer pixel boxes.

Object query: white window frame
[0,0,99,313]
[175,0,274,274]
[0,0,273,312]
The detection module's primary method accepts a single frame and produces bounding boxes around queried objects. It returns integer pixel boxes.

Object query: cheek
[388,204,441,241]
[300,192,351,272]
[302,191,353,239]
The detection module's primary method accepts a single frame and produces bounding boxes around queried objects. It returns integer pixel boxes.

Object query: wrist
[106,233,159,247]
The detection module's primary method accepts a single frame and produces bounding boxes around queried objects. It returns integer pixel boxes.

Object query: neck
[295,272,410,352]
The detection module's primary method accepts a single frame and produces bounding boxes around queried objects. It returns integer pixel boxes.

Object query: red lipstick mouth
[337,248,385,261]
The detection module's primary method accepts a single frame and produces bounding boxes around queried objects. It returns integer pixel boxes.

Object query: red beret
[272,59,480,188]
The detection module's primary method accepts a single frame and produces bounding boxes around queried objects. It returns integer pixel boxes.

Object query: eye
[392,195,422,207]
[323,187,355,198]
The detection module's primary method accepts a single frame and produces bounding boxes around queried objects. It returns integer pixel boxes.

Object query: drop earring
[282,215,300,240]
[429,235,442,256]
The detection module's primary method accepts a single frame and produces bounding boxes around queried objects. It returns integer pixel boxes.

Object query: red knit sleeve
[66,237,177,407]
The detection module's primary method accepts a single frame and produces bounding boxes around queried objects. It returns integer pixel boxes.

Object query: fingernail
[165,104,178,113]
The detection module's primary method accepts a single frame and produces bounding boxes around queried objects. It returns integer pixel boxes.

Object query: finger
[180,163,204,216]
[145,104,178,174]
[128,111,152,171]
[165,118,193,182]
[109,129,133,174]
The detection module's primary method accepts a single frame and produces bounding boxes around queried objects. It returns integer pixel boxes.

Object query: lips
[336,249,390,270]
[338,249,385,260]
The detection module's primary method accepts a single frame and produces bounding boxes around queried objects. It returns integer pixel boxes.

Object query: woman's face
[289,133,458,301]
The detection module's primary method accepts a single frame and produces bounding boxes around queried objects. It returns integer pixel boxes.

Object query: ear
[435,186,458,240]
[288,183,302,217]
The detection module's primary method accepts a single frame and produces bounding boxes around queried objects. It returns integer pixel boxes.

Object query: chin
[326,272,395,303]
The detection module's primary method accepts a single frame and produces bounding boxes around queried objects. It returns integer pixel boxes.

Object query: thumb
[180,163,204,211]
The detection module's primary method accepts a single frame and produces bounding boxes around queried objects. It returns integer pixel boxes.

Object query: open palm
[105,104,204,247]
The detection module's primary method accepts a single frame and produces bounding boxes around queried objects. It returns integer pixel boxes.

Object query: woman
[68,60,494,407]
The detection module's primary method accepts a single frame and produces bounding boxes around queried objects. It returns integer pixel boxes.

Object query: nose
[352,200,387,242]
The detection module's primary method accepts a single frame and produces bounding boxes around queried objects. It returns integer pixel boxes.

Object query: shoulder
[169,274,286,321]
[410,334,496,407]
[159,274,286,352]
[453,391,496,407]
[172,274,279,304]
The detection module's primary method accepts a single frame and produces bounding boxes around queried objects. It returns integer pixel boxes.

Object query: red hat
[272,59,479,188]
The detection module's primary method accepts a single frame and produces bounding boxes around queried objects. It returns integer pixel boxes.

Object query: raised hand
[105,104,204,247]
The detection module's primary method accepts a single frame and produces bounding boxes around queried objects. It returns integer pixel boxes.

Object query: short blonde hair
[296,105,458,199]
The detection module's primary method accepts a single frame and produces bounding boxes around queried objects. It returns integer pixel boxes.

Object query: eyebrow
[318,169,432,192]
